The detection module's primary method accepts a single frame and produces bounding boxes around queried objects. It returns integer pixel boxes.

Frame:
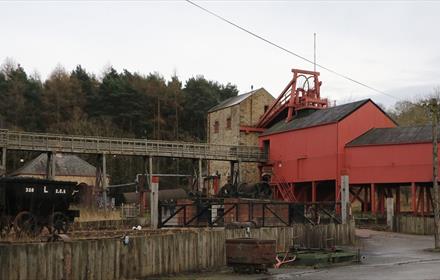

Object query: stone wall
[207,88,274,188]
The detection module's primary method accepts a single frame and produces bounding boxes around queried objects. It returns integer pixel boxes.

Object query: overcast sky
[1,0,439,108]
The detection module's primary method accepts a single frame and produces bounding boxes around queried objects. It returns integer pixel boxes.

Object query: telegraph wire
[185,0,400,101]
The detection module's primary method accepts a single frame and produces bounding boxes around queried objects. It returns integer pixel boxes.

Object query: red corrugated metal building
[257,69,437,216]
[345,126,438,215]
[259,99,396,203]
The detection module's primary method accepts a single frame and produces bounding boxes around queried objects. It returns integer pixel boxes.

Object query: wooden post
[341,175,349,224]
[387,197,394,231]
[0,147,6,176]
[363,185,369,212]
[371,183,376,215]
[102,153,108,211]
[312,181,317,203]
[237,160,242,185]
[46,152,56,180]
[411,182,417,214]
[229,161,234,184]
[198,158,203,192]
[140,156,148,214]
[429,97,440,248]
[396,186,401,214]
[149,156,153,187]
[150,176,159,229]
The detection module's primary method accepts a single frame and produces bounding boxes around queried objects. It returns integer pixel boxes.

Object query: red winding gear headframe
[257,69,329,128]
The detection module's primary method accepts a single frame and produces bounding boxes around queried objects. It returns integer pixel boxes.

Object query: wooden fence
[394,215,436,235]
[0,222,354,280]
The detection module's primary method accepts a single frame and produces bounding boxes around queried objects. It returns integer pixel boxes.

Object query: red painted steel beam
[371,183,376,214]
[363,185,369,212]
[239,126,265,133]
[312,181,316,203]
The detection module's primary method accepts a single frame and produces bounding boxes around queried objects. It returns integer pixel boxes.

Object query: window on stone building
[264,105,269,112]
[214,121,219,133]
[226,117,231,129]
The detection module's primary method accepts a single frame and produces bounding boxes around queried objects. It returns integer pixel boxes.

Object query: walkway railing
[0,129,266,162]
[159,200,341,228]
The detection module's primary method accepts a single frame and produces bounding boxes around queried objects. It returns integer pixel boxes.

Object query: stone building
[207,88,274,189]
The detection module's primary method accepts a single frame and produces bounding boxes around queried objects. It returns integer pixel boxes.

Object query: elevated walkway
[0,129,266,162]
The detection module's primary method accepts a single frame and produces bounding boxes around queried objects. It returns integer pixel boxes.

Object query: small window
[226,117,231,129]
[264,105,269,112]
[214,121,219,133]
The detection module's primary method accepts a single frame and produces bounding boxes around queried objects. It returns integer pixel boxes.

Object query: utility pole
[430,97,440,249]
[313,33,317,72]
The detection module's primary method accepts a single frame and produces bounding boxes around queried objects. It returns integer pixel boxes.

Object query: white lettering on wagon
[25,187,34,193]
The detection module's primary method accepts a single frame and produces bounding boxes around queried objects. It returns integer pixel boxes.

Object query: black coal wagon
[0,177,79,237]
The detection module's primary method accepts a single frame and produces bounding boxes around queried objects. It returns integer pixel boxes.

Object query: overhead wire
[185,0,400,101]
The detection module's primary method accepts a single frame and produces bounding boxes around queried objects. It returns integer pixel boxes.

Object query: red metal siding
[345,143,436,184]
[337,101,396,177]
[260,123,338,183]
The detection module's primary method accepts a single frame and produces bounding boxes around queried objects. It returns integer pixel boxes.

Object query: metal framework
[257,69,328,128]
[159,200,341,228]
[0,129,266,162]
[349,183,436,217]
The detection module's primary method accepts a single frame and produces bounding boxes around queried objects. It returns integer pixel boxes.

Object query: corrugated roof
[11,153,97,177]
[262,99,372,136]
[346,125,438,147]
[208,88,264,113]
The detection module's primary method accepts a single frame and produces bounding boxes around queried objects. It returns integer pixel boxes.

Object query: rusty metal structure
[226,238,276,273]
[257,69,328,129]
[158,199,341,228]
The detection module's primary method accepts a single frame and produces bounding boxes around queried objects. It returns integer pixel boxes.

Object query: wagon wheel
[13,211,41,237]
[0,215,11,238]
[50,212,69,234]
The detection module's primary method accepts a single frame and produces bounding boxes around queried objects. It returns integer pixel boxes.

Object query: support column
[421,186,425,216]
[139,156,148,214]
[379,187,385,215]
[0,147,6,176]
[411,182,417,214]
[237,160,241,185]
[101,153,108,211]
[371,183,376,215]
[396,186,401,214]
[311,181,317,203]
[363,185,369,212]
[386,197,394,231]
[149,156,153,189]
[198,158,203,192]
[341,175,349,224]
[229,161,234,184]
[46,152,56,180]
[150,176,159,229]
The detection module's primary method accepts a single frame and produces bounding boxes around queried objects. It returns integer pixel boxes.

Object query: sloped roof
[11,153,97,177]
[346,125,438,147]
[262,99,379,136]
[208,87,266,113]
